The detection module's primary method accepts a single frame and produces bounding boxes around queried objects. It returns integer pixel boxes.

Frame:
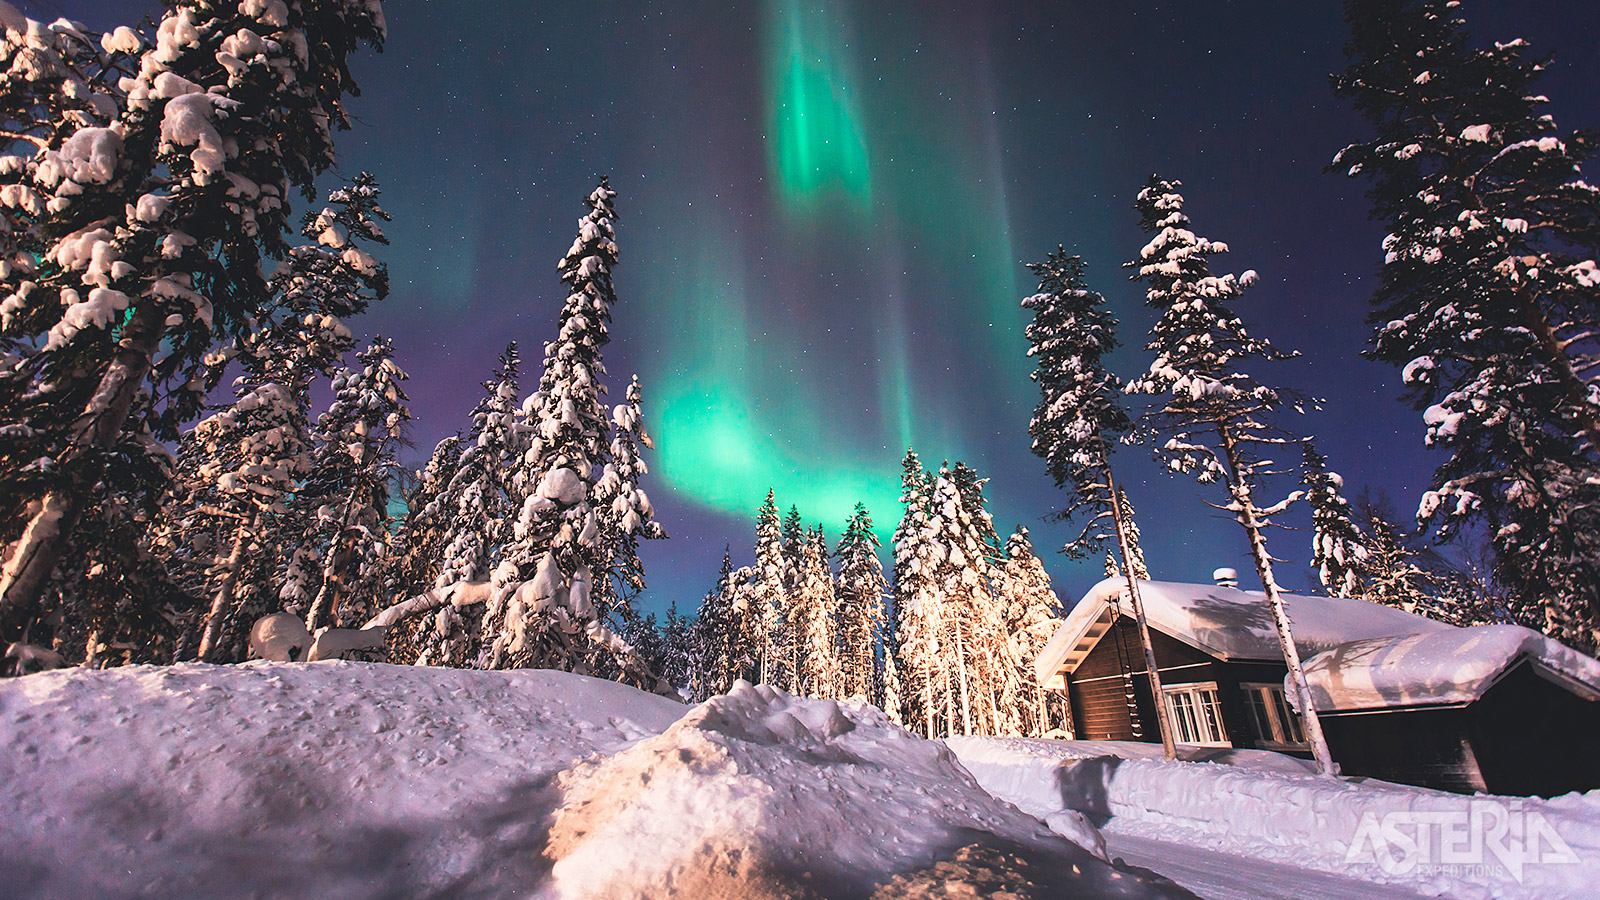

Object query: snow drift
[0,662,1193,899]
[946,736,1600,900]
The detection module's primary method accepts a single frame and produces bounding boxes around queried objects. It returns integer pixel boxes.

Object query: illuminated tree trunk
[1108,465,1177,761]
[197,510,260,662]
[1219,422,1336,776]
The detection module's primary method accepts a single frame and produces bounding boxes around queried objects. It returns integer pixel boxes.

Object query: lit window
[1242,682,1308,748]
[1162,682,1229,746]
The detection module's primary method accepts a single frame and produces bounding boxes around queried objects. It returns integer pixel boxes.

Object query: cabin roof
[1037,578,1600,714]
[1035,577,1449,687]
[1301,624,1600,713]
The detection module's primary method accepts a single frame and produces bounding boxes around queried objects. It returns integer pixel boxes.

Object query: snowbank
[0,664,1194,899]
[946,736,1600,900]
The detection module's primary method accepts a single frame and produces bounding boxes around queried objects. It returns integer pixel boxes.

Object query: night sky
[25,0,1600,616]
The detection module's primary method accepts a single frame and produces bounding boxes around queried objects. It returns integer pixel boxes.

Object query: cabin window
[1162,682,1228,746]
[1241,682,1308,748]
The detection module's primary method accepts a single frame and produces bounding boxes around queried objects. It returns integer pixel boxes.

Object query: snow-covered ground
[0,662,1195,899]
[946,736,1600,900]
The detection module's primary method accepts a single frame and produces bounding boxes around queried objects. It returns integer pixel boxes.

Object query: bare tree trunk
[305,524,353,634]
[1217,422,1337,776]
[955,617,973,736]
[197,511,259,662]
[83,628,102,669]
[0,304,167,641]
[1107,466,1178,761]
[934,662,947,733]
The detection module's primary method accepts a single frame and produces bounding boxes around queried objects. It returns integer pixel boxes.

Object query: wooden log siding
[1060,616,1319,752]
[1068,616,1220,742]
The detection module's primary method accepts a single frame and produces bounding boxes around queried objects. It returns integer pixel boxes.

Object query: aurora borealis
[36,0,1600,614]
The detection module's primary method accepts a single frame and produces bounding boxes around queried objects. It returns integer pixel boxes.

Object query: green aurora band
[766,0,872,217]
[642,0,1030,540]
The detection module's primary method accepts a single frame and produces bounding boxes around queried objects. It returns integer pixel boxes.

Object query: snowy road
[1104,831,1435,900]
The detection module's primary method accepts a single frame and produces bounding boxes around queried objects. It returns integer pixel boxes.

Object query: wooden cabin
[1036,577,1600,796]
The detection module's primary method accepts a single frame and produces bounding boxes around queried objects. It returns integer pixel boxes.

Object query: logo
[1345,800,1580,883]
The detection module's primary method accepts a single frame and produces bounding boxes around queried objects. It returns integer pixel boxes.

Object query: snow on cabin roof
[1300,624,1600,713]
[1036,577,1453,687]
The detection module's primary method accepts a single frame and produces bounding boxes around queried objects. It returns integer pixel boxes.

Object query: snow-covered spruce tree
[384,434,462,609]
[891,449,943,737]
[481,180,655,684]
[1352,490,1490,626]
[1022,246,1175,756]
[0,16,144,657]
[412,346,520,667]
[248,173,393,625]
[590,374,666,625]
[438,345,520,590]
[1363,510,1455,621]
[880,647,905,725]
[833,503,887,701]
[781,504,805,577]
[796,523,841,698]
[998,527,1063,737]
[0,0,386,650]
[183,174,391,661]
[1333,0,1600,651]
[183,371,316,661]
[929,462,1021,737]
[657,602,696,698]
[773,502,804,683]
[1302,443,1371,598]
[721,563,763,688]
[691,547,737,698]
[751,488,790,687]
[1125,176,1335,774]
[1110,489,1150,580]
[294,336,410,633]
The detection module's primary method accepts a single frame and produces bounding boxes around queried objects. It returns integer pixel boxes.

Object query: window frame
[1240,681,1310,750]
[1160,681,1230,747]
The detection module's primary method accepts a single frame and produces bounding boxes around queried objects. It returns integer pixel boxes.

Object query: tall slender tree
[692,547,739,698]
[892,449,942,737]
[480,182,625,676]
[591,374,667,624]
[1125,176,1335,774]
[1022,246,1175,757]
[434,346,520,593]
[384,434,463,609]
[834,503,887,701]
[295,337,411,632]
[481,180,659,685]
[792,524,839,698]
[1333,0,1600,651]
[751,489,789,687]
[998,527,1063,737]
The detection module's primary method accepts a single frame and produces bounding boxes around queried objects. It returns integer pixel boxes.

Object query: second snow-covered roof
[1300,624,1600,713]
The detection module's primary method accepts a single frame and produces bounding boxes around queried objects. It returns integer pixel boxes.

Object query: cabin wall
[1320,662,1600,796]
[1066,617,1218,743]
[1060,618,1313,752]
[1464,663,1600,797]
[1319,707,1487,794]
[1068,618,1149,741]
